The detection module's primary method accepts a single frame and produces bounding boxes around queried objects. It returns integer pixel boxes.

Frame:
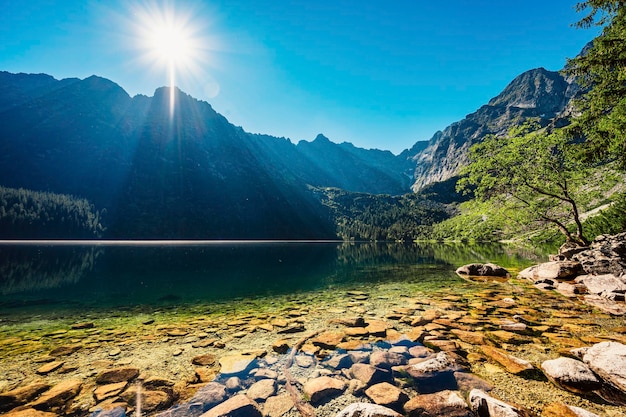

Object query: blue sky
[1,1,598,154]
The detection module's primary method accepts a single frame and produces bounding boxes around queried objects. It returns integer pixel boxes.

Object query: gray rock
[575,274,626,295]
[456,263,510,277]
[404,352,461,394]
[582,342,626,394]
[246,379,276,402]
[540,357,601,393]
[521,261,583,282]
[335,402,401,417]
[350,363,393,386]
[469,389,526,417]
[190,382,227,411]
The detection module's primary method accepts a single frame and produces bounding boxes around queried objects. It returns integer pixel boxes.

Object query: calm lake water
[0,241,545,319]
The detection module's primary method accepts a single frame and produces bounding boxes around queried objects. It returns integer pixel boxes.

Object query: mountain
[405,67,580,190]
[0,71,414,239]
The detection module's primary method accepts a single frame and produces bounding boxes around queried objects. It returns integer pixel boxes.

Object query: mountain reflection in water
[0,241,545,314]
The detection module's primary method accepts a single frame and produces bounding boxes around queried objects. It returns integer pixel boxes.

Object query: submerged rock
[303,376,345,405]
[336,402,401,417]
[403,390,472,417]
[469,389,527,417]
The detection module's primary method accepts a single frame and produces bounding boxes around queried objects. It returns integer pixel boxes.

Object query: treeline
[314,187,451,241]
[0,186,104,238]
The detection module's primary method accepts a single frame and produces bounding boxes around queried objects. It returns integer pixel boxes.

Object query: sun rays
[130,1,210,117]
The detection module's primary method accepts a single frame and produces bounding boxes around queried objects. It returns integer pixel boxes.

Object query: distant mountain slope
[0,71,412,238]
[405,67,580,191]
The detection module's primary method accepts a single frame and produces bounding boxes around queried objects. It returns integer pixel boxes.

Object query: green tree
[566,1,626,166]
[458,124,591,246]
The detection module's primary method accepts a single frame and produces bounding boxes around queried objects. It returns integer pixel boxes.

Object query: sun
[131,2,207,115]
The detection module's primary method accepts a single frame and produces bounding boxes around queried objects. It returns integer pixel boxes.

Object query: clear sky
[1,1,598,154]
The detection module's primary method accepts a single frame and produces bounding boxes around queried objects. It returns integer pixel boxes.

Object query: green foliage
[566,1,626,167]
[582,192,626,237]
[314,187,451,241]
[457,123,591,245]
[0,186,104,238]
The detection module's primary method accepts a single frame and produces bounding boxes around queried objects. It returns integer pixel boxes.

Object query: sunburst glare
[131,2,209,117]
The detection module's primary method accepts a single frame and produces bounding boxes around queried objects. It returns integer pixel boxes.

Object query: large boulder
[519,261,583,282]
[540,357,601,394]
[582,342,626,402]
[456,263,510,278]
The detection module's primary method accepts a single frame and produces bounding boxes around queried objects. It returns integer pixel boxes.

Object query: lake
[0,241,543,320]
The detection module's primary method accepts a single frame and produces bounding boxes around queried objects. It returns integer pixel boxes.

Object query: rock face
[407,67,579,190]
[522,233,626,314]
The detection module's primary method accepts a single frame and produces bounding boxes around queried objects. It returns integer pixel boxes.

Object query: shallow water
[0,241,541,320]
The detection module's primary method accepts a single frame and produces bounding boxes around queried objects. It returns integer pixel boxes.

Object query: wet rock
[195,368,216,383]
[364,382,409,412]
[93,381,127,402]
[71,322,95,329]
[95,367,140,384]
[329,317,367,327]
[540,357,601,394]
[190,382,227,411]
[488,330,531,345]
[469,389,526,417]
[350,363,393,386]
[271,339,290,354]
[311,331,345,349]
[0,382,50,412]
[336,402,401,417]
[49,344,81,357]
[263,393,294,417]
[4,409,58,417]
[108,348,121,357]
[225,377,242,392]
[294,355,315,368]
[218,354,256,376]
[542,402,601,417]
[582,342,626,395]
[408,345,433,359]
[192,354,216,366]
[246,379,276,402]
[276,324,305,334]
[369,351,407,370]
[30,379,83,410]
[404,352,461,394]
[451,329,486,345]
[454,372,494,392]
[480,346,533,375]
[403,390,472,417]
[121,387,173,413]
[302,376,346,405]
[365,320,390,337]
[456,263,510,277]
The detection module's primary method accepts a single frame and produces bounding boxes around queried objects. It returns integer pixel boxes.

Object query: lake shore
[1,271,625,416]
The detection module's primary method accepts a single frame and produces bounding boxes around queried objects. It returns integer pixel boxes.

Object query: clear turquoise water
[0,241,544,318]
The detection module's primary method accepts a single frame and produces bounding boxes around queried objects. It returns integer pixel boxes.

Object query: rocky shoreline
[1,238,626,417]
